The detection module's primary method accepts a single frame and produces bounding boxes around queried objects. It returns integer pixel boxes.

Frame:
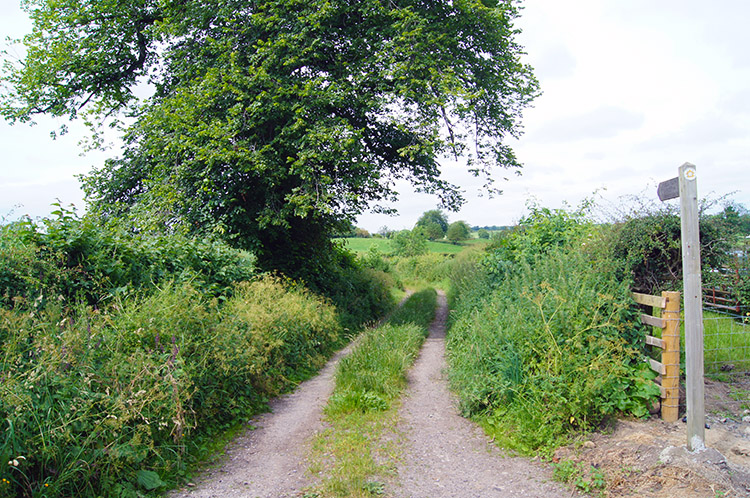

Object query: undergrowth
[446,201,660,456]
[0,276,345,498]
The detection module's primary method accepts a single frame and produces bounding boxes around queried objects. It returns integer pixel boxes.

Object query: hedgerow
[446,202,660,455]
[0,275,344,498]
[0,207,396,497]
[0,209,256,309]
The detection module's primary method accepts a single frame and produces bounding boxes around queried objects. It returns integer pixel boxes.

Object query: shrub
[391,229,428,257]
[447,248,658,455]
[0,275,342,497]
[446,200,658,455]
[0,211,256,309]
[603,204,730,293]
[315,248,395,331]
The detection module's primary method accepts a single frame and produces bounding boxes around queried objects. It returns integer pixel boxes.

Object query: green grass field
[702,310,750,374]
[335,237,488,254]
[649,308,750,375]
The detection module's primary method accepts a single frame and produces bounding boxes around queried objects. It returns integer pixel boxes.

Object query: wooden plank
[661,291,681,423]
[632,292,667,309]
[648,357,666,375]
[646,335,665,349]
[640,313,666,329]
[660,385,667,399]
[658,177,679,201]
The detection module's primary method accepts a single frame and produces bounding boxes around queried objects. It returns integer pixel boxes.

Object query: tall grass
[327,288,437,415]
[393,248,484,290]
[0,276,343,498]
[446,248,660,455]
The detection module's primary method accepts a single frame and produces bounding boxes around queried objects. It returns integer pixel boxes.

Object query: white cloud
[530,106,645,142]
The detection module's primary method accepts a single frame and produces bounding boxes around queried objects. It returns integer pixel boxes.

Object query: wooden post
[661,291,680,422]
[679,162,705,451]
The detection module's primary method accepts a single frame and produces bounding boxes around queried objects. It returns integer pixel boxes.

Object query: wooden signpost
[657,162,705,452]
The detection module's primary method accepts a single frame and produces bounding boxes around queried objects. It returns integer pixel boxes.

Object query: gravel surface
[391,291,574,498]
[168,341,358,498]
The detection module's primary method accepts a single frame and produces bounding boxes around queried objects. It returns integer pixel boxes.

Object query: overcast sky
[2,1,749,230]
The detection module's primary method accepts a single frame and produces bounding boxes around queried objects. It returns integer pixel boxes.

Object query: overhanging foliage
[2,0,538,276]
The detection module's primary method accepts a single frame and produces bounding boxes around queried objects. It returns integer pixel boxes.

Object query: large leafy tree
[446,220,471,243]
[1,0,538,277]
[415,209,449,240]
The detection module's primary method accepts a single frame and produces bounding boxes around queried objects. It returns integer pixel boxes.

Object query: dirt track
[391,291,572,497]
[167,341,358,498]
[169,292,572,497]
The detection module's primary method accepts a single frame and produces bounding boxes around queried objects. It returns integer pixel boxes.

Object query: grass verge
[307,288,437,497]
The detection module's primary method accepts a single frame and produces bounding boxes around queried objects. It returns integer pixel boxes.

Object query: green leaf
[136,470,166,490]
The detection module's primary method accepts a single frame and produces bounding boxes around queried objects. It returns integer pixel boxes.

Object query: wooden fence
[633,291,681,422]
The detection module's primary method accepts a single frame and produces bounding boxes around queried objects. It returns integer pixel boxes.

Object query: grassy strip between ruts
[306,288,438,498]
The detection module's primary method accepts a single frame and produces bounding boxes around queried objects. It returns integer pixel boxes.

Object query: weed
[553,460,607,495]
[309,289,437,497]
[362,480,386,495]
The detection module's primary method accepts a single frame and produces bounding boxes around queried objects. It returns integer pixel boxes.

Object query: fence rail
[704,286,742,314]
[633,291,681,422]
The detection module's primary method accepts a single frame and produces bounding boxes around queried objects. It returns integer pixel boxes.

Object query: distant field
[334,237,488,254]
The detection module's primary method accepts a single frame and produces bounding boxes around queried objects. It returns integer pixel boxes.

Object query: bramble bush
[446,202,659,455]
[0,275,344,498]
[602,202,730,294]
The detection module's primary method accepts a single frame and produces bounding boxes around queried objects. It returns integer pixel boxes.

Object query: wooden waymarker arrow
[658,177,679,201]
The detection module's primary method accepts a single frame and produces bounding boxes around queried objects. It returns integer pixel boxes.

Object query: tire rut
[391,290,576,498]
[168,342,357,498]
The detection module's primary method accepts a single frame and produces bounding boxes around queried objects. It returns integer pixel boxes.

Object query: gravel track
[391,291,573,498]
[168,341,358,498]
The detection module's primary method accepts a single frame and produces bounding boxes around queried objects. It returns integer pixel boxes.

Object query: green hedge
[0,276,342,498]
[447,247,659,455]
[446,202,659,455]
[0,214,256,309]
